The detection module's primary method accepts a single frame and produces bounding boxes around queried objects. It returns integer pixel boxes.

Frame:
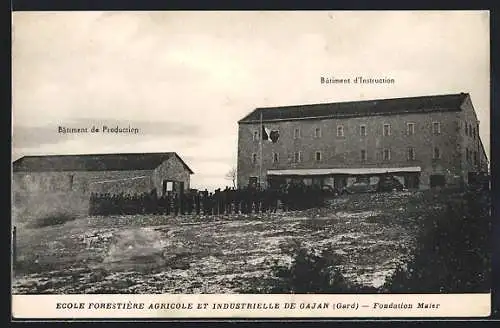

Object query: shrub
[269,245,348,293]
[383,190,491,293]
[246,241,377,294]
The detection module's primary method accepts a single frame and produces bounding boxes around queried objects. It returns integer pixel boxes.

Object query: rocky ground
[12,191,432,294]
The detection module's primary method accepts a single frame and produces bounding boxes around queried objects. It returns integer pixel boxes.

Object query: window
[272,152,279,163]
[465,147,469,161]
[360,149,367,161]
[314,127,321,138]
[253,130,259,141]
[294,128,301,139]
[473,126,476,139]
[469,124,473,137]
[383,149,391,161]
[360,125,367,136]
[465,122,469,136]
[49,176,56,191]
[406,123,415,136]
[383,124,391,136]
[337,125,344,137]
[474,151,478,165]
[252,153,257,164]
[163,180,174,194]
[68,175,74,191]
[407,147,415,161]
[315,151,322,162]
[432,122,441,135]
[294,151,302,163]
[433,147,441,160]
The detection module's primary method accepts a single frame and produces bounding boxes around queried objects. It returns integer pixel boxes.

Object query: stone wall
[459,94,489,181]
[12,169,155,194]
[152,156,191,196]
[88,175,154,195]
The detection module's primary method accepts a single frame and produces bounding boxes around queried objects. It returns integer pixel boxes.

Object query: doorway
[404,173,420,189]
[430,174,445,188]
[248,176,258,188]
[334,175,347,189]
[268,176,285,189]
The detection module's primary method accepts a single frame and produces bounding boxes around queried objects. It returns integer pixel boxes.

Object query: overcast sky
[12,11,490,190]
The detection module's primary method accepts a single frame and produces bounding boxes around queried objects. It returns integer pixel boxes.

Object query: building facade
[237,93,488,190]
[12,152,194,197]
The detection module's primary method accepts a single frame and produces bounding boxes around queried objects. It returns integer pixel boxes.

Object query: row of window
[252,122,442,140]
[465,121,478,139]
[466,147,479,165]
[251,147,443,164]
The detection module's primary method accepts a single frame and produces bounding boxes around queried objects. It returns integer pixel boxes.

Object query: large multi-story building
[237,93,489,190]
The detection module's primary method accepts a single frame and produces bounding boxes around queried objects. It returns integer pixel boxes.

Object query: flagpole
[259,111,263,190]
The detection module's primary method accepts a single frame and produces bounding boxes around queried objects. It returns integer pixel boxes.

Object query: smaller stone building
[12,152,194,197]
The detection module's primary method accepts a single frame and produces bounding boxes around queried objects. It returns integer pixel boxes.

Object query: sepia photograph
[11,10,491,318]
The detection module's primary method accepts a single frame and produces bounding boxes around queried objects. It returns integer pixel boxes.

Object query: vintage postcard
[11,10,492,319]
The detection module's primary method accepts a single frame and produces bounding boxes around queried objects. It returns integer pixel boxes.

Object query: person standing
[186,192,193,215]
[195,191,201,215]
[89,192,96,216]
[173,193,179,216]
[166,193,172,215]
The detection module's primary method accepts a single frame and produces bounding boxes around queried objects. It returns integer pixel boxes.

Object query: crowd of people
[88,182,326,216]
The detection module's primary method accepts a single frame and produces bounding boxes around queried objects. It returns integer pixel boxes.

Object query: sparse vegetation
[224,167,237,188]
[12,190,491,295]
[244,241,378,294]
[244,189,491,295]
[25,212,80,228]
[13,191,89,227]
[383,189,491,293]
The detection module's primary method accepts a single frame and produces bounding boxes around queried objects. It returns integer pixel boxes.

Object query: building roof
[12,152,194,173]
[267,167,422,176]
[238,93,469,123]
